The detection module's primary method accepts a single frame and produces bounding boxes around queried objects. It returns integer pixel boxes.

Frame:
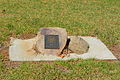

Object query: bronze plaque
[45,35,59,49]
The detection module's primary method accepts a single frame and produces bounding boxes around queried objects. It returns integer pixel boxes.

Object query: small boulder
[36,27,67,56]
[68,36,89,54]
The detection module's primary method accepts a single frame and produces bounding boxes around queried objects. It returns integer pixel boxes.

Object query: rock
[68,36,89,54]
[36,27,67,56]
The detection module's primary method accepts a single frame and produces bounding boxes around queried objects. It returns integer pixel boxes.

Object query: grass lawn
[0,0,120,80]
[0,54,120,80]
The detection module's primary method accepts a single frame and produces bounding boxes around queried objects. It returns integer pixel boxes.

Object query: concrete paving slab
[9,36,117,61]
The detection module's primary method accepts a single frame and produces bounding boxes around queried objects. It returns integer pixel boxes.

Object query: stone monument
[9,27,117,61]
[36,27,67,56]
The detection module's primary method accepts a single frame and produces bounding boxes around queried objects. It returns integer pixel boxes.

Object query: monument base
[9,36,117,61]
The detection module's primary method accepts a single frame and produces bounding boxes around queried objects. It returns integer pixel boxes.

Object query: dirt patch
[110,44,120,60]
[55,64,71,73]
[17,33,37,39]
[0,48,20,68]
[0,48,14,67]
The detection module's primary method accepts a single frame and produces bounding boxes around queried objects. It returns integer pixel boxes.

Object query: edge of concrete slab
[9,36,117,61]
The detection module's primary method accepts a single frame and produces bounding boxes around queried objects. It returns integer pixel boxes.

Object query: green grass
[0,0,120,80]
[0,57,120,80]
[0,0,120,46]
